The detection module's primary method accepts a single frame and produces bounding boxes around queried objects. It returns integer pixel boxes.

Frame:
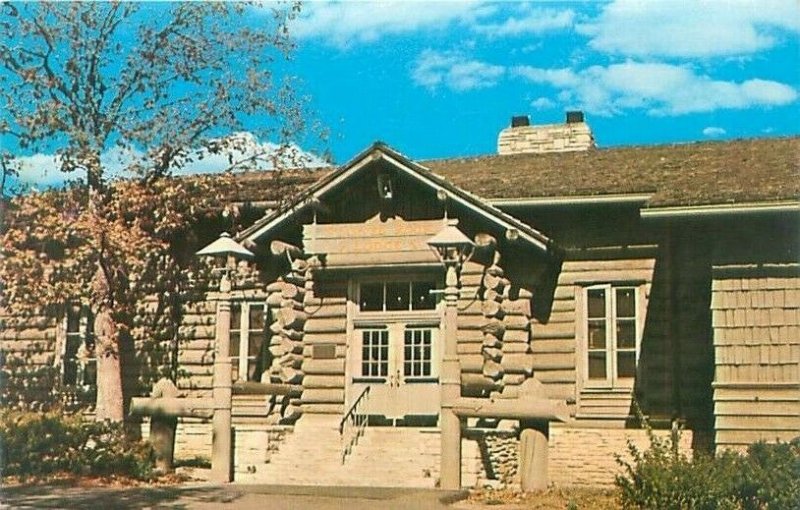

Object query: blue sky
[9,0,800,185]
[287,0,799,162]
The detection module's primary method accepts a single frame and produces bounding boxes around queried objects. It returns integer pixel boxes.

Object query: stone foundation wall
[548,426,693,487]
[469,429,519,487]
[234,425,294,475]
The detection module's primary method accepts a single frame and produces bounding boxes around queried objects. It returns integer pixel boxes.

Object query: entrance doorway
[349,323,440,423]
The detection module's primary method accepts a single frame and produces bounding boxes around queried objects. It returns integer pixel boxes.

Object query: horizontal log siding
[301,280,348,414]
[711,265,800,451]
[0,313,59,402]
[176,299,217,396]
[532,257,657,419]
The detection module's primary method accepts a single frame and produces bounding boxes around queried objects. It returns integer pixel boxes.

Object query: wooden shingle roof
[423,137,799,208]
[228,137,798,210]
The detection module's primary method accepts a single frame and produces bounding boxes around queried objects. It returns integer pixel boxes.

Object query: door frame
[345,274,444,420]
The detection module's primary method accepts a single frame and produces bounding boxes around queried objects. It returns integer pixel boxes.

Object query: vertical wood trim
[54,314,66,373]
[575,285,586,408]
[344,278,356,410]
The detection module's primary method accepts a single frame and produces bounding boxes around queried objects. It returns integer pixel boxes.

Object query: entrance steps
[234,414,483,487]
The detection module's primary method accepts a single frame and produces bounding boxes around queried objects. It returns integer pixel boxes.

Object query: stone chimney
[497,111,595,155]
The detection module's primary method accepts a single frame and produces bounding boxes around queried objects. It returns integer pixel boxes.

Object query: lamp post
[427,220,474,491]
[196,232,254,483]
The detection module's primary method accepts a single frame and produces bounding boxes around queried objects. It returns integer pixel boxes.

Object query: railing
[339,386,370,464]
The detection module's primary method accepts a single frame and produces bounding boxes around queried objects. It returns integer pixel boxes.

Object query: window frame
[61,304,96,388]
[229,300,270,382]
[578,283,644,390]
[355,276,440,316]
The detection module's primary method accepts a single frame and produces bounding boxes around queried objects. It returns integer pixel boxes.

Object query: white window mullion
[239,303,249,381]
[609,285,618,385]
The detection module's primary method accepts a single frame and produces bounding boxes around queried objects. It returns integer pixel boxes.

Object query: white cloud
[12,132,327,189]
[412,50,504,92]
[530,97,556,110]
[514,62,798,116]
[292,2,576,47]
[474,7,575,37]
[292,1,495,48]
[579,0,800,58]
[702,126,727,138]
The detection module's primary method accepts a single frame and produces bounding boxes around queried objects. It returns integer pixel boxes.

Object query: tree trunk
[94,306,124,421]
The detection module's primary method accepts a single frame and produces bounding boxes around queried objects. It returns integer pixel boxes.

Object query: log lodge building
[3,114,799,488]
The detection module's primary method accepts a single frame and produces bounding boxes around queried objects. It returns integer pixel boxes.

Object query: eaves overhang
[639,200,800,218]
[489,193,653,208]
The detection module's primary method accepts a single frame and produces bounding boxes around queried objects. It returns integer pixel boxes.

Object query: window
[358,280,437,312]
[583,284,641,387]
[62,304,96,387]
[230,302,270,382]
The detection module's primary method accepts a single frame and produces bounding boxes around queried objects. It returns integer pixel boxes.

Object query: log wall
[0,312,59,405]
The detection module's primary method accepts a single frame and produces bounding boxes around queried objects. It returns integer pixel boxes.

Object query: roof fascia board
[381,152,550,252]
[490,193,653,207]
[640,200,800,218]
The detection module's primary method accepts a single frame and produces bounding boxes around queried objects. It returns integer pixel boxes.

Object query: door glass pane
[588,352,606,379]
[616,288,636,318]
[617,319,636,349]
[588,288,606,318]
[617,351,636,378]
[361,329,388,377]
[588,319,607,349]
[386,282,409,311]
[360,283,383,311]
[411,281,436,310]
[403,328,432,378]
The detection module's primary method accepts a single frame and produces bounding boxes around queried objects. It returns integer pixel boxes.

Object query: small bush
[616,426,800,510]
[0,409,154,481]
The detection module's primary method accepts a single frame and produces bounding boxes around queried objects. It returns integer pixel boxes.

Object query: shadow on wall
[632,234,715,452]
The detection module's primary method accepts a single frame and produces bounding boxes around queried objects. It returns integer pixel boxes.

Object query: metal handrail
[339,386,370,464]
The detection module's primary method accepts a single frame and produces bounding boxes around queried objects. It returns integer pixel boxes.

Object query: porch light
[196,232,254,264]
[426,221,475,267]
[195,231,253,484]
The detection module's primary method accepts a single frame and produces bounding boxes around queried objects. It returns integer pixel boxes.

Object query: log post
[211,272,233,483]
[519,422,549,492]
[148,378,180,473]
[440,262,462,490]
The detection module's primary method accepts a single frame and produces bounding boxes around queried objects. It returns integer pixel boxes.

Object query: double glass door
[349,322,440,421]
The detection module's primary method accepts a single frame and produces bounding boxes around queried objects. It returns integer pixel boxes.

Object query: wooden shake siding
[301,280,347,415]
[711,264,800,450]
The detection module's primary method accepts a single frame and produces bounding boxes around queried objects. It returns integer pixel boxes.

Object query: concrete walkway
[1,483,468,510]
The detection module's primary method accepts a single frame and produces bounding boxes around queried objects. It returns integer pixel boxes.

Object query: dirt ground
[453,488,621,510]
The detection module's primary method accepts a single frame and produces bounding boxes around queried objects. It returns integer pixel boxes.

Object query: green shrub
[0,409,154,481]
[616,427,800,510]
